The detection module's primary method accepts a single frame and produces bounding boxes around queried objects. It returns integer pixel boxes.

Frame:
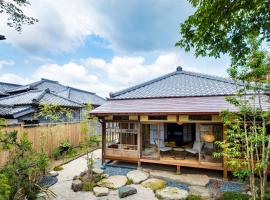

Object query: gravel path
[48,149,157,200]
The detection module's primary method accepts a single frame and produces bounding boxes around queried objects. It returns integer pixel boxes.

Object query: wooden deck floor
[140,156,223,170]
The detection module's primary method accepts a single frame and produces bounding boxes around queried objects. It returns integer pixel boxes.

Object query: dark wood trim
[101,120,106,165]
[93,112,220,116]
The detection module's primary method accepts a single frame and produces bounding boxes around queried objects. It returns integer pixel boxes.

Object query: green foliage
[186,195,202,200]
[0,174,11,200]
[53,165,63,171]
[52,140,77,160]
[126,178,133,185]
[220,192,250,200]
[264,192,270,200]
[0,131,49,199]
[82,181,94,191]
[176,0,270,62]
[36,103,74,123]
[0,0,38,32]
[232,170,250,182]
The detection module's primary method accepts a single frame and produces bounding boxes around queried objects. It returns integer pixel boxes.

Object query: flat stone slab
[118,186,137,198]
[189,185,212,199]
[141,178,167,191]
[92,167,104,174]
[156,186,188,200]
[93,186,109,197]
[127,170,149,184]
[150,170,210,186]
[97,175,127,189]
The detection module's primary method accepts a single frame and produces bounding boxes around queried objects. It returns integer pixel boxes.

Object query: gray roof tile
[57,87,105,105]
[0,89,82,107]
[0,82,21,96]
[110,68,239,99]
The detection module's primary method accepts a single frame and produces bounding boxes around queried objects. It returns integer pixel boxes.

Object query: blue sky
[0,0,230,97]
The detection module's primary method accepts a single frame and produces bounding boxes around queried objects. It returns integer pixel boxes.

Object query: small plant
[186,195,202,200]
[220,192,250,200]
[66,148,77,158]
[126,178,133,185]
[52,148,62,160]
[82,181,94,191]
[53,165,63,171]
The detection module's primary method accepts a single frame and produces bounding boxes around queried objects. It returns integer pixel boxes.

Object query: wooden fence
[0,121,99,166]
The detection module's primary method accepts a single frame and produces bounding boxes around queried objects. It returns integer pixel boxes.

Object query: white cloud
[0,60,15,69]
[0,73,32,85]
[0,0,192,53]
[84,53,198,88]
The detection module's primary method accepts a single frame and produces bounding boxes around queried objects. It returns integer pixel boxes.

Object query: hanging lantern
[203,132,215,143]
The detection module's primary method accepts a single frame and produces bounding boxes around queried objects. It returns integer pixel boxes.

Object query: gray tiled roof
[0,82,21,96]
[7,78,66,93]
[7,78,105,106]
[110,67,238,99]
[57,87,105,105]
[0,89,82,107]
[0,105,34,117]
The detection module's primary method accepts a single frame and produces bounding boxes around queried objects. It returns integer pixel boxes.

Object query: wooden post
[137,122,142,169]
[198,124,201,163]
[101,120,106,165]
[223,125,228,180]
[176,165,181,175]
[157,124,160,160]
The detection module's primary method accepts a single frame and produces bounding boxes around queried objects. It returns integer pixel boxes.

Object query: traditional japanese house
[90,66,269,178]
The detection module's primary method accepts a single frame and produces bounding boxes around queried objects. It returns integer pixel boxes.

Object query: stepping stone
[141,178,166,191]
[97,175,127,189]
[48,170,59,177]
[118,186,137,198]
[150,171,210,186]
[93,186,109,197]
[71,179,83,192]
[156,186,188,200]
[189,185,212,199]
[92,167,104,174]
[127,170,149,184]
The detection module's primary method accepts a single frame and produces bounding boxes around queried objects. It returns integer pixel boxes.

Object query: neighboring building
[0,89,82,124]
[90,66,270,178]
[0,78,105,124]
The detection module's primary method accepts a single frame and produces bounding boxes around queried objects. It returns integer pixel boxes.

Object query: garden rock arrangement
[71,167,249,199]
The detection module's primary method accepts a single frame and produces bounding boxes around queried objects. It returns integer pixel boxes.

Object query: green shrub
[0,131,49,199]
[186,195,202,200]
[220,192,250,200]
[82,181,94,191]
[265,192,270,200]
[66,148,77,158]
[126,178,133,185]
[232,170,250,182]
[0,174,11,200]
[52,148,61,160]
[53,165,63,171]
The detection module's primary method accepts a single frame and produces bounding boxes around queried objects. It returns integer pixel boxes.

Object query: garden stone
[93,186,109,197]
[141,178,166,191]
[92,167,104,174]
[71,179,83,192]
[79,170,87,177]
[73,175,79,180]
[118,186,137,198]
[127,170,149,184]
[189,185,212,199]
[97,175,127,189]
[156,186,188,200]
[36,192,47,200]
[48,171,58,177]
[150,170,209,186]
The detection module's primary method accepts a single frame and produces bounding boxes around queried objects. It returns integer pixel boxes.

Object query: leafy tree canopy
[176,0,270,63]
[0,0,38,32]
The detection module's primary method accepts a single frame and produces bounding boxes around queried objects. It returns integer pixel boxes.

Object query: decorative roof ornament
[176,66,182,71]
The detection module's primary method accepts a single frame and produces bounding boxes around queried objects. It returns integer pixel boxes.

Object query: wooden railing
[0,121,96,166]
